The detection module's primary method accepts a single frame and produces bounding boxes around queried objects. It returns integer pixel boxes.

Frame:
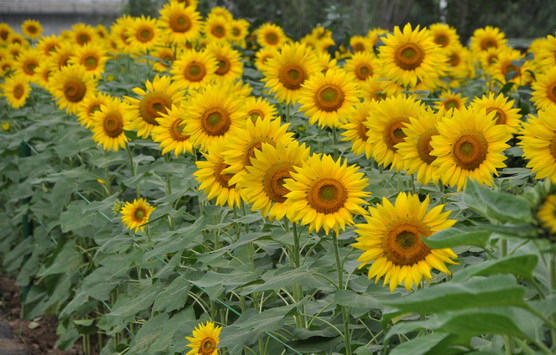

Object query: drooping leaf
[423,228,492,249]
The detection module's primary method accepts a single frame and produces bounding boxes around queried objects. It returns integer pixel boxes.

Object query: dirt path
[0,312,27,355]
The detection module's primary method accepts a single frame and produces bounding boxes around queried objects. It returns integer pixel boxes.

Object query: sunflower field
[1,1,556,354]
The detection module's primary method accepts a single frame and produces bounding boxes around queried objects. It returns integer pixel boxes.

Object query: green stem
[500,239,508,258]
[332,127,339,159]
[291,222,306,328]
[333,233,352,355]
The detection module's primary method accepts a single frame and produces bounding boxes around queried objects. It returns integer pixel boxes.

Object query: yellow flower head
[352,192,457,292]
[21,19,43,40]
[151,104,194,157]
[120,198,155,233]
[537,194,556,234]
[3,74,31,108]
[185,321,222,355]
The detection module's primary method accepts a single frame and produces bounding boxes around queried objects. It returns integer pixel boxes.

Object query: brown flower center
[263,162,293,203]
[170,118,189,141]
[265,32,279,45]
[184,62,206,82]
[214,162,234,188]
[546,81,556,104]
[134,207,146,221]
[139,92,172,125]
[394,42,425,70]
[215,56,231,76]
[23,60,38,75]
[550,135,556,161]
[83,55,99,70]
[199,337,217,355]
[201,107,231,136]
[452,132,488,170]
[170,13,191,33]
[435,34,449,47]
[448,53,460,67]
[443,99,460,110]
[354,63,373,80]
[383,118,408,151]
[64,78,87,103]
[417,127,438,164]
[13,84,24,99]
[278,64,306,90]
[211,24,226,38]
[383,221,431,265]
[307,178,347,214]
[103,113,124,138]
[137,27,154,43]
[248,109,265,122]
[486,107,507,125]
[480,38,497,51]
[315,84,345,112]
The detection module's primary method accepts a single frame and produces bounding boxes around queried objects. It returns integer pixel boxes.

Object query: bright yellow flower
[91,96,133,152]
[48,64,97,114]
[185,321,222,355]
[537,194,556,234]
[120,198,155,233]
[2,74,30,108]
[151,104,194,157]
[470,92,522,135]
[21,19,43,40]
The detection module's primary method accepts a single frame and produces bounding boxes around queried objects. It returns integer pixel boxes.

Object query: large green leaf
[334,289,381,310]
[240,265,327,295]
[389,333,455,355]
[452,254,538,282]
[423,228,492,249]
[152,275,191,313]
[382,275,526,314]
[38,239,83,277]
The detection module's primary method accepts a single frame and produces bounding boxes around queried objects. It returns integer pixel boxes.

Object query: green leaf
[38,239,82,277]
[462,179,533,224]
[382,275,526,314]
[334,289,381,309]
[192,264,263,293]
[423,228,492,249]
[453,254,538,282]
[105,283,162,323]
[240,265,326,295]
[389,333,454,355]
[152,276,191,313]
[126,313,169,354]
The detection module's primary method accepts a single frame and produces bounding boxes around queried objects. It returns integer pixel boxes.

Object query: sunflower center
[245,140,271,167]
[550,135,556,161]
[417,127,438,164]
[394,43,425,70]
[315,85,345,112]
[103,113,124,138]
[23,60,38,75]
[139,92,172,125]
[211,25,226,38]
[201,107,231,136]
[264,162,293,203]
[435,34,448,47]
[84,55,99,70]
[214,163,235,188]
[307,178,348,214]
[502,63,520,78]
[138,28,154,42]
[278,64,306,90]
[171,14,191,32]
[78,34,90,45]
[266,32,279,45]
[354,63,372,80]
[215,56,231,76]
[354,43,364,52]
[28,25,38,34]
[546,82,556,104]
[248,109,265,122]
[448,53,460,67]
[134,208,145,221]
[170,118,189,141]
[444,99,459,110]
[480,38,497,51]
[0,30,8,40]
[358,121,369,141]
[383,118,408,151]
[199,337,217,355]
[384,221,431,266]
[486,107,506,125]
[64,78,87,103]
[184,62,206,82]
[14,84,24,99]
[231,27,240,37]
[453,132,488,170]
[89,104,101,116]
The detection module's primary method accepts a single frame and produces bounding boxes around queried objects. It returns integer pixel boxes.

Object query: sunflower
[366,94,428,171]
[49,42,76,69]
[531,66,556,111]
[69,42,108,78]
[536,35,556,70]
[2,74,30,108]
[176,0,198,9]
[170,49,218,90]
[487,48,529,85]
[14,48,41,80]
[0,58,14,78]
[229,19,250,49]
[349,35,370,53]
[240,141,311,222]
[283,154,370,235]
[434,90,467,111]
[430,107,511,191]
[518,107,556,183]
[428,23,460,49]
[223,117,295,186]
[315,51,338,73]
[181,81,247,152]
[125,75,184,138]
[205,42,243,81]
[203,14,230,43]
[151,46,176,72]
[254,47,278,71]
[256,23,288,49]
[301,26,335,53]
[377,23,446,89]
[469,26,508,53]
[77,92,110,129]
[95,24,109,40]
[7,43,25,60]
[91,96,133,152]
[21,19,42,40]
[298,68,360,128]
[479,46,503,71]
[208,6,233,20]
[110,15,135,54]
[194,143,243,209]
[126,16,161,55]
[37,35,61,58]
[341,100,374,159]
[159,1,201,46]
[352,192,457,292]
[358,77,402,102]
[444,42,473,79]
[8,33,27,47]
[48,64,97,114]
[0,23,13,45]
[243,96,278,122]
[367,27,388,48]
[185,321,222,355]
[396,108,443,185]
[470,92,522,135]
[71,23,97,46]
[262,42,320,105]
[120,198,155,233]
[151,104,194,157]
[537,194,556,234]
[343,51,378,82]
[34,61,53,88]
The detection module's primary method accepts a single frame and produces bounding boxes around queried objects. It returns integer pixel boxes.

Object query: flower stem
[333,233,352,355]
